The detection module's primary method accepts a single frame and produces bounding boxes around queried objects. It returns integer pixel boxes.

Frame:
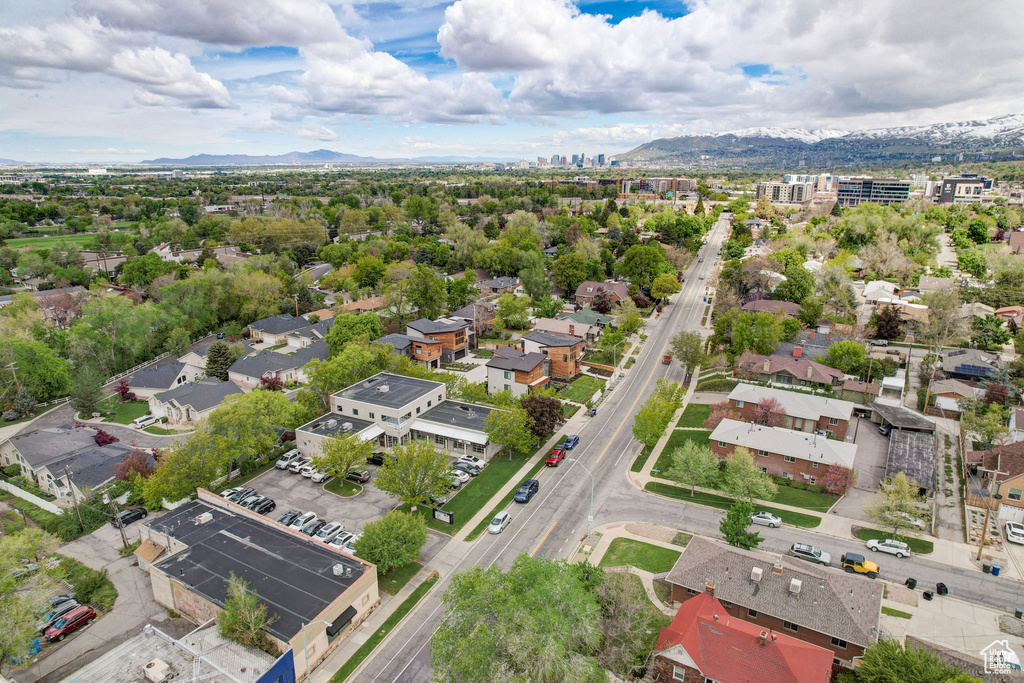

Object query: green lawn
[630,446,651,473]
[771,486,838,514]
[95,397,150,425]
[325,478,363,497]
[598,538,681,573]
[560,376,606,403]
[675,404,711,429]
[7,233,99,249]
[654,431,710,474]
[379,561,422,595]
[143,425,177,435]
[853,527,934,554]
[882,606,913,619]
[644,481,822,528]
[329,572,439,683]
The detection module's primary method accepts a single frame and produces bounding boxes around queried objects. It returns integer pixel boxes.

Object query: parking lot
[830,417,890,523]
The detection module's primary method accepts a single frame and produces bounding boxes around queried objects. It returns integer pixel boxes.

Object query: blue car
[513,479,540,504]
[562,435,580,450]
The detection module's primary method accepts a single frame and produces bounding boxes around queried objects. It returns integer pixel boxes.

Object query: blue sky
[0,0,1021,163]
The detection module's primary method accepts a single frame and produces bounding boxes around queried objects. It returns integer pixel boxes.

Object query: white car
[341,533,360,553]
[315,521,345,543]
[450,469,470,487]
[289,511,317,530]
[310,469,330,483]
[488,511,511,534]
[300,464,318,478]
[1006,521,1024,545]
[328,531,354,550]
[751,511,782,528]
[866,538,912,558]
[457,455,486,470]
[898,512,927,530]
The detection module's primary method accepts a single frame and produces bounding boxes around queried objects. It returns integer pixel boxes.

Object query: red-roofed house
[652,589,833,683]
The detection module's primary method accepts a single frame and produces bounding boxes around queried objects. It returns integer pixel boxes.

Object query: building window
[504,371,511,380]
[1010,488,1023,501]
[736,400,744,408]
[812,462,818,468]
[759,467,767,474]
[415,348,421,355]
[829,417,839,425]
[352,409,358,416]
[783,455,796,463]
[783,621,798,632]
[720,600,733,608]
[416,407,420,414]
[435,435,446,446]
[747,609,758,618]
[472,443,486,454]
[427,400,432,407]
[369,413,375,419]
[563,354,567,362]
[672,666,686,682]
[831,637,848,649]
[686,588,698,595]
[809,477,816,485]
[504,384,511,391]
[782,472,794,480]
[718,441,727,448]
[758,450,769,457]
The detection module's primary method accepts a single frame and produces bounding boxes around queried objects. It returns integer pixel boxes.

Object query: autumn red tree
[113,448,154,480]
[704,401,739,430]
[821,465,856,495]
[752,397,786,427]
[592,289,615,314]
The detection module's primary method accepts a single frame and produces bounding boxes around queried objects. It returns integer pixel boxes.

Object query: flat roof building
[836,177,910,207]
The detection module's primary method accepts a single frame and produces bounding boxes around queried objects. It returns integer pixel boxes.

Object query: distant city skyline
[1,1,1023,163]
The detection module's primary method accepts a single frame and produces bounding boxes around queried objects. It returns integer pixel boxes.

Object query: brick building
[405,317,472,362]
[735,352,843,390]
[521,331,583,380]
[665,537,883,667]
[709,419,857,483]
[574,280,630,306]
[727,384,855,441]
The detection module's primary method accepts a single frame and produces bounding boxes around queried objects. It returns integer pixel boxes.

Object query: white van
[132,415,159,429]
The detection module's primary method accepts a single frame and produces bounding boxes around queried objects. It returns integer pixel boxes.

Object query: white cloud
[295,122,339,141]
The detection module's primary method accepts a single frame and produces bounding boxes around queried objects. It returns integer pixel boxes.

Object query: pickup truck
[662,354,673,364]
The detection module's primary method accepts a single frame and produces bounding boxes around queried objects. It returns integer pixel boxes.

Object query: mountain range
[618,113,1024,168]
[140,149,520,166]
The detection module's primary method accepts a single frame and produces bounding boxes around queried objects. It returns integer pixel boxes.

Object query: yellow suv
[840,552,880,579]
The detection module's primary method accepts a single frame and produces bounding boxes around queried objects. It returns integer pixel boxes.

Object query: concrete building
[756,180,814,203]
[936,175,991,204]
[138,490,378,681]
[709,419,857,483]
[836,177,910,207]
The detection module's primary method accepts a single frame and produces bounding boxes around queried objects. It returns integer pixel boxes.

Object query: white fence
[0,480,64,515]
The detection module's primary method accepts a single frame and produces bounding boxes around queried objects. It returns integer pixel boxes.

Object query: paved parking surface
[831,417,889,523]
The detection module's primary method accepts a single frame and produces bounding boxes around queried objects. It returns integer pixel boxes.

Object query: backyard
[91,397,150,425]
[559,376,606,403]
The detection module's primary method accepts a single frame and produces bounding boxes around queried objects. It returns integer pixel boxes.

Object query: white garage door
[998,504,1024,523]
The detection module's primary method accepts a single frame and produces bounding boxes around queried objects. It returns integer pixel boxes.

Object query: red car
[546,448,566,467]
[45,604,96,641]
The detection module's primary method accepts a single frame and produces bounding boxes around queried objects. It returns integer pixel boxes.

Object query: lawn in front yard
[654,431,710,474]
[853,527,934,554]
[379,561,422,595]
[143,425,177,435]
[598,538,681,573]
[95,397,150,425]
[675,403,710,429]
[644,481,822,528]
[560,376,607,403]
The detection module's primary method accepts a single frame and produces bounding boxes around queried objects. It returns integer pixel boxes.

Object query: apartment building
[756,180,814,203]
[727,384,855,440]
[836,177,911,207]
[709,419,856,483]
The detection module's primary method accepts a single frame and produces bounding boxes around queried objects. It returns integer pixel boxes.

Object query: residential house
[996,306,1024,328]
[740,299,802,317]
[127,361,204,399]
[374,333,443,368]
[138,490,379,681]
[531,317,601,345]
[918,276,954,293]
[478,276,523,296]
[862,280,897,304]
[726,384,856,441]
[0,285,87,311]
[151,243,247,266]
[965,441,1024,517]
[665,536,884,667]
[709,419,856,482]
[248,314,313,345]
[959,302,996,319]
[557,308,614,329]
[652,589,833,683]
[521,331,583,380]
[485,347,550,396]
[148,378,243,425]
[574,280,630,306]
[942,348,999,381]
[281,318,333,349]
[774,330,847,361]
[837,380,880,405]
[1009,232,1024,255]
[79,250,128,276]
[930,378,983,413]
[449,301,497,336]
[345,296,385,313]
[1010,408,1024,444]
[227,341,329,389]
[405,317,472,362]
[177,337,254,370]
[734,352,844,389]
[0,426,142,503]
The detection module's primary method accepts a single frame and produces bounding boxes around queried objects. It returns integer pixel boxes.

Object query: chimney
[568,324,575,336]
[792,346,802,358]
[705,581,715,596]
[772,561,783,576]
[807,365,814,379]
[809,330,816,340]
[762,359,771,373]
[758,631,768,648]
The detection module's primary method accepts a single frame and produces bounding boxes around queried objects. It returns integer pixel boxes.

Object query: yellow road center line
[530,521,557,556]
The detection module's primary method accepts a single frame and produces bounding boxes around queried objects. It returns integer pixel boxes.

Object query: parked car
[345,469,371,484]
[288,457,311,473]
[310,469,330,483]
[450,469,470,487]
[300,464,318,478]
[224,487,255,502]
[366,452,387,466]
[315,521,345,543]
[44,605,97,642]
[340,533,360,553]
[870,339,889,347]
[750,511,782,528]
[878,423,892,437]
[13,560,39,578]
[289,511,317,530]
[514,479,540,503]
[1006,521,1024,545]
[546,448,566,467]
[221,487,244,499]
[452,462,481,477]
[237,493,262,508]
[840,552,880,579]
[430,492,449,506]
[131,414,159,429]
[277,509,302,526]
[457,455,486,470]
[111,507,148,528]
[37,600,80,633]
[252,498,277,515]
[866,538,912,558]
[240,495,267,510]
[562,435,580,450]
[301,519,327,537]
[786,543,831,566]
[45,594,76,610]
[275,449,302,469]
[328,531,355,550]
[488,511,511,534]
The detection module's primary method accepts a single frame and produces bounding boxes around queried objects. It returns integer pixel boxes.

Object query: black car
[514,479,540,504]
[225,487,256,502]
[366,452,387,466]
[277,509,302,526]
[253,498,277,515]
[345,469,371,484]
[452,462,481,477]
[301,519,327,536]
[111,507,148,528]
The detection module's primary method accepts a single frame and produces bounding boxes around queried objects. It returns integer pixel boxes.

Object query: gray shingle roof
[665,537,883,647]
[46,443,140,488]
[8,427,100,467]
[406,317,469,334]
[154,378,242,413]
[872,403,934,431]
[375,334,440,352]
[128,362,185,390]
[486,348,546,373]
[249,314,308,336]
[290,340,330,364]
[523,331,582,348]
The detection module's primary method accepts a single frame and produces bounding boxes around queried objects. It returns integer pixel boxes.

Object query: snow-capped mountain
[711,127,848,144]
[843,113,1024,143]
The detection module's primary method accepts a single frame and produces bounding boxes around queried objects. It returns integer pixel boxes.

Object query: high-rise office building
[836,178,911,207]
[597,154,605,166]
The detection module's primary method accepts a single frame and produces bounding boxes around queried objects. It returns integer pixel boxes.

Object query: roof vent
[196,512,213,525]
[332,563,346,576]
[789,578,802,595]
[341,422,353,432]
[144,659,172,683]
[750,567,763,583]
[326,419,337,429]
[772,562,783,576]
[377,385,390,393]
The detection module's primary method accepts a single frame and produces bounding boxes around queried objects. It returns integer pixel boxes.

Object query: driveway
[830,417,889,522]
[16,402,182,448]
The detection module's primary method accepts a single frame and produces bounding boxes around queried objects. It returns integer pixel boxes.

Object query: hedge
[695,378,739,392]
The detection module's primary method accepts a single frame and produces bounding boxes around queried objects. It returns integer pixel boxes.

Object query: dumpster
[936,583,948,596]
[904,578,917,590]
[984,562,993,574]
[993,564,1002,576]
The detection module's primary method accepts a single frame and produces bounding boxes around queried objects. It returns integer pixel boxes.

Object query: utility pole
[63,465,84,532]
[977,471,1005,561]
[104,493,128,550]
[293,294,299,317]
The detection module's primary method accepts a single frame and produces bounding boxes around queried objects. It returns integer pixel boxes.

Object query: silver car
[751,511,782,528]
[488,511,511,534]
[865,538,912,558]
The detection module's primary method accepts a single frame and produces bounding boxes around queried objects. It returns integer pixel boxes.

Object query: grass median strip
[329,571,440,683]
[881,606,913,619]
[598,538,681,573]
[465,459,547,541]
[644,481,821,528]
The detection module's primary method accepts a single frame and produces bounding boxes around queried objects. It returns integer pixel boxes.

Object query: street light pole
[300,620,333,680]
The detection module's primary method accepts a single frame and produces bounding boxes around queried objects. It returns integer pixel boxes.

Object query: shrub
[93,428,119,446]
[2,409,19,421]
[3,464,20,477]
[631,294,651,308]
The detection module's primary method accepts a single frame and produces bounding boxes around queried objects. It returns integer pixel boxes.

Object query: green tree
[967,218,990,245]
[959,400,1008,449]
[971,314,1010,349]
[70,361,104,417]
[772,264,815,303]
[631,383,682,451]
[431,555,605,683]
[408,265,447,320]
[217,572,276,651]
[613,299,645,337]
[484,404,535,459]
[846,638,981,683]
[311,432,372,480]
[667,440,720,496]
[205,341,236,381]
[722,448,778,503]
[324,312,384,356]
[729,311,791,358]
[866,472,929,538]
[0,528,61,668]
[373,440,453,507]
[10,387,36,419]
[619,244,670,291]
[650,273,681,302]
[144,427,229,506]
[830,201,842,217]
[957,250,987,279]
[206,390,302,479]
[119,252,185,287]
[518,251,551,302]
[0,339,72,402]
[299,340,395,415]
[446,275,477,311]
[352,511,428,574]
[719,500,762,550]
[669,330,706,371]
[821,339,868,375]
[495,294,530,331]
[551,252,589,294]
[798,295,824,328]
[532,296,564,318]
